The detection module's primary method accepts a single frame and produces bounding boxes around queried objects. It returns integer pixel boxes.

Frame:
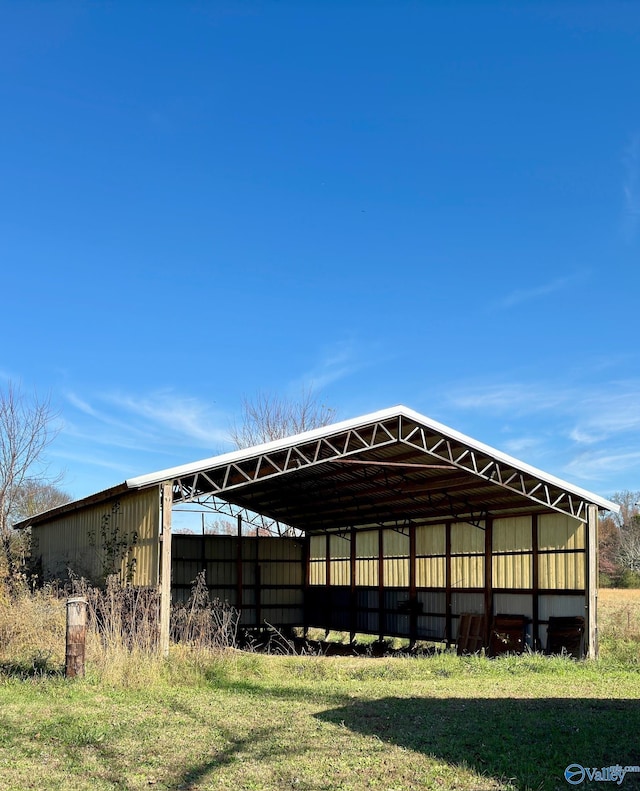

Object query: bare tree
[598,514,621,579]
[229,388,336,449]
[617,518,640,574]
[603,492,640,582]
[229,388,336,536]
[607,490,640,531]
[0,382,60,579]
[10,479,71,522]
[9,480,72,570]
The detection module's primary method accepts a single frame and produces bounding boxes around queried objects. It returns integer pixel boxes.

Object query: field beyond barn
[0,589,639,791]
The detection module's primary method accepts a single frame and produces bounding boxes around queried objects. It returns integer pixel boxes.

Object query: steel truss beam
[169,414,591,527]
[171,419,399,503]
[181,495,297,536]
[398,417,588,522]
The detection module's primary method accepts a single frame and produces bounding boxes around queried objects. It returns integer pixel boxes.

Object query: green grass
[1,650,640,791]
[1,586,640,790]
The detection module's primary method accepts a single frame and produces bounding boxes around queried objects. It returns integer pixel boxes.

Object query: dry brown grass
[0,574,241,684]
[0,581,638,682]
[0,582,66,672]
[598,587,640,642]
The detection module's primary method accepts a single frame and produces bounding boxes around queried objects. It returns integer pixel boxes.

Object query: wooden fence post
[65,597,87,678]
[159,481,173,658]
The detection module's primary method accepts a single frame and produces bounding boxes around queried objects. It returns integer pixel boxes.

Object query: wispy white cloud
[295,339,374,392]
[450,379,640,444]
[497,276,577,310]
[564,449,640,481]
[51,448,133,474]
[501,436,544,456]
[64,388,231,451]
[449,382,569,415]
[104,390,230,447]
[442,375,640,491]
[65,391,100,417]
[568,387,640,444]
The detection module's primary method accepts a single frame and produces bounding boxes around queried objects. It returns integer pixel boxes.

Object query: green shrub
[617,568,640,588]
[599,572,614,587]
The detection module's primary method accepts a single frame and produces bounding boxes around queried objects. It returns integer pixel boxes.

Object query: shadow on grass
[200,664,351,705]
[0,659,64,680]
[316,697,640,790]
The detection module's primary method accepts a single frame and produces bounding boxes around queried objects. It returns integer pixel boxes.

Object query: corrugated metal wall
[171,534,304,627]
[32,488,160,586]
[305,513,588,650]
[32,493,590,650]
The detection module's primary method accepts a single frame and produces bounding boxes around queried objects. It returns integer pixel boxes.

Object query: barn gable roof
[19,405,617,531]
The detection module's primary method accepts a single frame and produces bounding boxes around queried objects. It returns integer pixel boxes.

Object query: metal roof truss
[170,415,592,527]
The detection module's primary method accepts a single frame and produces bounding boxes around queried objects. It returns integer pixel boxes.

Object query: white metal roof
[126,405,619,521]
[17,405,619,531]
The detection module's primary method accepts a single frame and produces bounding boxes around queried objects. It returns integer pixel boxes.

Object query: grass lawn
[0,589,639,791]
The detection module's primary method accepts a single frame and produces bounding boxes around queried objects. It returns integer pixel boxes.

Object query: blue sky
[1,2,639,504]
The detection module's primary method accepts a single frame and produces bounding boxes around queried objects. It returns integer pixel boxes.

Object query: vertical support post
[378,527,385,640]
[65,597,87,678]
[159,481,173,658]
[531,514,539,650]
[325,532,331,638]
[586,504,599,659]
[445,523,452,644]
[350,527,357,642]
[303,533,310,638]
[409,523,417,646]
[236,514,243,626]
[201,513,206,570]
[484,517,493,648]
[255,526,260,628]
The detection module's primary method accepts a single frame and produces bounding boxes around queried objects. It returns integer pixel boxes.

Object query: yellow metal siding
[309,535,326,560]
[539,551,585,589]
[415,556,445,587]
[451,555,484,588]
[354,530,378,586]
[383,558,409,587]
[261,560,303,586]
[381,528,409,587]
[493,516,532,552]
[329,534,350,560]
[355,559,378,586]
[356,529,378,557]
[538,514,585,550]
[493,553,532,589]
[416,524,445,555]
[330,559,350,585]
[32,488,159,585]
[309,561,326,585]
[536,513,585,590]
[383,529,409,557]
[451,522,485,553]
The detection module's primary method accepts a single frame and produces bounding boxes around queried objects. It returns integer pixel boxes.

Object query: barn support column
[586,504,599,659]
[236,514,243,625]
[159,481,173,657]
[302,534,310,638]
[531,514,540,650]
[325,532,331,638]
[483,517,493,647]
[350,527,357,642]
[378,528,385,641]
[445,523,452,644]
[409,523,417,647]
